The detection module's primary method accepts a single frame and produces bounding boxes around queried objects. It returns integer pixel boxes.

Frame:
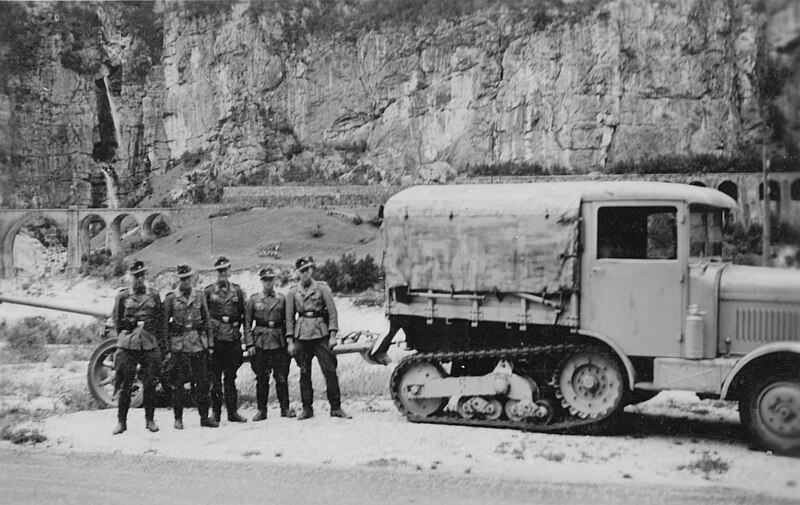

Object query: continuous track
[390,344,621,432]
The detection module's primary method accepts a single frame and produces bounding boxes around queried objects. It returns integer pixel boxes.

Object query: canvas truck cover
[382,183,582,294]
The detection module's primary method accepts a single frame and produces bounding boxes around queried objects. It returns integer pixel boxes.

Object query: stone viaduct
[0,207,172,278]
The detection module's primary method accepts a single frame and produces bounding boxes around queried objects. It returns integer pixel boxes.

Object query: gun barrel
[0,294,111,319]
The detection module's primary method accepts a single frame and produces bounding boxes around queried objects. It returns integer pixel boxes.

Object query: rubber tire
[87,337,143,409]
[739,373,800,455]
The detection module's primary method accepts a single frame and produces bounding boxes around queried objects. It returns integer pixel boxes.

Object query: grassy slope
[132,207,382,275]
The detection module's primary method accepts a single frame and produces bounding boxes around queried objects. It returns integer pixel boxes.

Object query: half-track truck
[370,181,800,454]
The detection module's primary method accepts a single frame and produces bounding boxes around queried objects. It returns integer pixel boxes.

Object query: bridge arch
[143,212,171,239]
[79,213,109,262]
[2,212,70,277]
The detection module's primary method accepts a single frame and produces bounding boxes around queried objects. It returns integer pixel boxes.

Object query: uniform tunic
[164,287,211,352]
[204,281,245,342]
[285,280,338,340]
[244,291,286,350]
[113,286,164,351]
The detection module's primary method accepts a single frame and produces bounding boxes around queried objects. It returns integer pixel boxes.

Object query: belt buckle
[136,321,145,328]
[184,324,193,330]
[222,316,230,323]
[267,321,276,328]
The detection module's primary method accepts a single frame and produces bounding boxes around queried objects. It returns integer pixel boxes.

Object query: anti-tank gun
[0,293,384,409]
[367,181,800,455]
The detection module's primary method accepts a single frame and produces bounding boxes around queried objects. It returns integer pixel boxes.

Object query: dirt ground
[1,277,799,501]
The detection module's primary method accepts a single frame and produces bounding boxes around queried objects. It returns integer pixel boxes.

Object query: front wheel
[87,338,143,409]
[740,374,800,455]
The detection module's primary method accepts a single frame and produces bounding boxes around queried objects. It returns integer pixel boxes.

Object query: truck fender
[720,342,800,399]
[574,330,636,390]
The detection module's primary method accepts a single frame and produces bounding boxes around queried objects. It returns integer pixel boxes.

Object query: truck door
[581,202,685,357]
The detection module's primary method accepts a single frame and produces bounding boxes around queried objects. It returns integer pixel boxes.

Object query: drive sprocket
[553,350,625,420]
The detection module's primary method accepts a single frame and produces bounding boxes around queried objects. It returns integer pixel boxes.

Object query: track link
[390,344,613,432]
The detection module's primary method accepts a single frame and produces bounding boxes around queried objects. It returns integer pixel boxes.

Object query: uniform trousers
[209,340,243,416]
[250,348,291,411]
[171,350,210,420]
[116,347,161,422]
[295,337,341,410]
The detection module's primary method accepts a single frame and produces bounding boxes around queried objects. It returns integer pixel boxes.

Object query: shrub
[309,224,325,239]
[0,425,47,445]
[152,219,171,238]
[56,320,104,345]
[4,317,56,361]
[316,253,382,293]
[125,235,155,252]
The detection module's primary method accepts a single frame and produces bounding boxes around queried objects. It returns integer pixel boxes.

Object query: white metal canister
[683,304,704,359]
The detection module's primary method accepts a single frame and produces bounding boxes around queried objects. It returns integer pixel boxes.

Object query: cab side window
[597,206,677,260]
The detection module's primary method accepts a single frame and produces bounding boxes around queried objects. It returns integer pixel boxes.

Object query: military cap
[214,256,231,270]
[259,267,277,280]
[295,256,315,272]
[177,264,193,279]
[129,260,147,275]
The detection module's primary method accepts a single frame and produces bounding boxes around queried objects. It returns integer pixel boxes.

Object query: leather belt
[214,317,239,325]
[300,311,324,318]
[255,321,281,329]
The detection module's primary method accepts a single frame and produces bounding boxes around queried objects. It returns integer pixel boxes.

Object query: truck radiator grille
[736,308,800,342]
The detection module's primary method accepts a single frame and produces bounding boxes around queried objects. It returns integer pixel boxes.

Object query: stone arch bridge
[0,207,172,278]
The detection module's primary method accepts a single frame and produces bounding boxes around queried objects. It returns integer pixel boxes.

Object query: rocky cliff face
[0,0,798,208]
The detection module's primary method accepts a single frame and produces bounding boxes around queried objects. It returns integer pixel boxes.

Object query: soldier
[204,256,247,423]
[163,264,218,429]
[286,256,351,420]
[112,260,164,435]
[244,267,296,420]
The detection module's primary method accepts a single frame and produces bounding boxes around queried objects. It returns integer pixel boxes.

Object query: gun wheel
[87,337,143,409]
[391,358,447,417]
[554,351,624,420]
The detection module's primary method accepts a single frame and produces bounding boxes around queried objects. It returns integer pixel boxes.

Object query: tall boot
[227,397,247,423]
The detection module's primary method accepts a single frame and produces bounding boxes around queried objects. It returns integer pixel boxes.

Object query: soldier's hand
[287,341,295,356]
[244,345,255,358]
[208,347,214,356]
[328,335,337,348]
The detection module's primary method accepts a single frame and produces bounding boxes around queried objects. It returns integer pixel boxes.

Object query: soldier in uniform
[163,265,219,429]
[244,267,296,420]
[204,256,247,423]
[286,256,351,420]
[112,260,164,435]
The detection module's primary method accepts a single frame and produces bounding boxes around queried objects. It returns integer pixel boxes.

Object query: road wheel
[391,357,447,417]
[86,338,143,409]
[740,374,800,455]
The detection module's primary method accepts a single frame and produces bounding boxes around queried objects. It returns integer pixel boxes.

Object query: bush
[315,253,382,293]
[152,219,171,238]
[722,221,800,265]
[56,321,104,345]
[3,317,57,361]
[0,425,47,445]
[125,236,155,252]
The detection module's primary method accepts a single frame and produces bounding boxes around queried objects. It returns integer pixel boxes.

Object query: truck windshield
[689,205,724,260]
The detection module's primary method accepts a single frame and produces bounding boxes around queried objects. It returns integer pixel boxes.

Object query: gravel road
[2,445,797,505]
